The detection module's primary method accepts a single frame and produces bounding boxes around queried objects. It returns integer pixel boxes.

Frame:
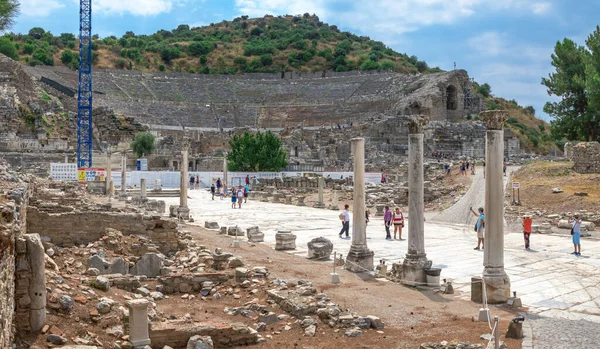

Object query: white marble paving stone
[165,189,600,317]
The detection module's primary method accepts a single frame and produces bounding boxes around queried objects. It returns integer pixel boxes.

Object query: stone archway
[446,85,457,110]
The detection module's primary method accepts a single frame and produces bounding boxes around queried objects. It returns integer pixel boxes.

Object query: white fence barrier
[50,163,382,189]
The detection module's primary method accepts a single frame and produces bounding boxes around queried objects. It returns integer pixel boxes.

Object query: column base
[482,266,511,304]
[314,203,326,208]
[401,253,431,286]
[344,245,374,273]
[118,192,128,201]
[177,206,190,220]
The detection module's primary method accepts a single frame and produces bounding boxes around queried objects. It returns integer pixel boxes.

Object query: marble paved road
[165,189,600,324]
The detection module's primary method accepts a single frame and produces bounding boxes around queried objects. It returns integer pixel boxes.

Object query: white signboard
[50,163,77,181]
[512,182,520,189]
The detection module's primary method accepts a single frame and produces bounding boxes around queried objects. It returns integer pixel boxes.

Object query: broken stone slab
[235,268,249,283]
[227,256,244,268]
[94,276,110,291]
[88,255,129,275]
[219,227,227,235]
[558,220,595,231]
[129,253,165,278]
[552,187,563,193]
[307,237,333,260]
[539,223,552,233]
[366,315,384,329]
[258,312,278,325]
[204,221,219,229]
[169,205,180,217]
[275,231,297,251]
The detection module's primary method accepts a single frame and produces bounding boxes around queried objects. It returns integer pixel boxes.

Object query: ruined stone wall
[26,207,180,253]
[0,175,29,348]
[573,142,600,173]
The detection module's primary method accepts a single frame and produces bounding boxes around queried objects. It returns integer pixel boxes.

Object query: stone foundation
[345,246,374,273]
[149,321,258,348]
[573,142,600,174]
[401,254,431,286]
[158,273,229,294]
[483,267,511,304]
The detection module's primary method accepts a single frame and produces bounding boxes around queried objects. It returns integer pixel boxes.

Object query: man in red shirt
[523,215,533,251]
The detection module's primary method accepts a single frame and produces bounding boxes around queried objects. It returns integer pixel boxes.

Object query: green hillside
[2,14,441,74]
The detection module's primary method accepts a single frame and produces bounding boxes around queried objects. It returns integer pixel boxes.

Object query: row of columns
[345,111,510,303]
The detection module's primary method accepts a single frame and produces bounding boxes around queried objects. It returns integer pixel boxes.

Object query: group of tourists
[208,177,250,208]
[189,175,200,189]
[459,161,477,175]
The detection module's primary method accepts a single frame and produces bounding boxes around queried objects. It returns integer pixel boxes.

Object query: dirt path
[431,170,484,227]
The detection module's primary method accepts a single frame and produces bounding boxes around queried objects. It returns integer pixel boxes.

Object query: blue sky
[8,0,599,120]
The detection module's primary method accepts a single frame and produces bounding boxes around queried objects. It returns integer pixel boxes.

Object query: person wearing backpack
[470,207,485,250]
[339,204,350,238]
[569,214,582,256]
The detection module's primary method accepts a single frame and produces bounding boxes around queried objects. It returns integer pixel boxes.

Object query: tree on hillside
[0,0,19,31]
[542,37,594,141]
[130,132,156,158]
[227,131,288,172]
[584,26,600,141]
[477,83,492,97]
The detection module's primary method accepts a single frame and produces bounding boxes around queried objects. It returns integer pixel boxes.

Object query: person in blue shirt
[569,214,582,256]
[470,207,485,250]
[244,184,250,203]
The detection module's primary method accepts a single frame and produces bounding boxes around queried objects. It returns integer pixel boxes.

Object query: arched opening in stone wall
[294,146,299,157]
[446,85,457,110]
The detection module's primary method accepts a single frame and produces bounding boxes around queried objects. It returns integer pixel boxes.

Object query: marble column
[402,115,432,286]
[345,138,374,272]
[140,178,147,201]
[480,110,511,303]
[223,153,228,188]
[178,139,190,220]
[118,152,128,201]
[105,151,112,196]
[125,299,150,347]
[315,177,325,208]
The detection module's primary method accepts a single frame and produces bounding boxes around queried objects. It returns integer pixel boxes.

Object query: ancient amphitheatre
[2,10,600,349]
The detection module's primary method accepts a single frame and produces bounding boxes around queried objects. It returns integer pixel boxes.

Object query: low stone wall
[149,321,258,348]
[158,273,230,294]
[573,142,600,174]
[26,207,180,253]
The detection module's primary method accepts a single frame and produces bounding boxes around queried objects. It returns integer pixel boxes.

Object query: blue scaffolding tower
[77,0,93,168]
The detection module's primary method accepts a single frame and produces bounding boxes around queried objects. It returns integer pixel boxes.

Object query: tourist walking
[219,186,224,200]
[216,178,222,191]
[503,160,507,176]
[483,161,486,179]
[392,207,404,240]
[339,204,350,238]
[383,206,392,240]
[195,175,200,189]
[236,186,244,208]
[569,214,582,256]
[365,209,370,227]
[470,207,485,250]
[210,183,216,200]
[522,214,532,251]
[231,188,237,209]
[245,175,250,186]
[244,184,250,203]
[460,162,466,176]
[189,175,195,190]
[471,160,476,175]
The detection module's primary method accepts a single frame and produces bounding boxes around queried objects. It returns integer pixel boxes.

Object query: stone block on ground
[88,255,129,275]
[307,237,333,260]
[204,221,219,229]
[246,226,264,242]
[186,335,214,349]
[227,226,244,236]
[275,231,297,251]
[129,253,164,278]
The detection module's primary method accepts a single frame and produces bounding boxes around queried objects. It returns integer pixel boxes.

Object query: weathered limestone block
[204,221,219,229]
[187,335,214,349]
[129,253,164,278]
[296,196,306,206]
[88,255,129,275]
[227,226,244,236]
[275,231,296,251]
[558,220,595,231]
[539,222,552,233]
[169,205,180,217]
[212,252,234,270]
[307,237,333,260]
[126,299,151,347]
[246,226,264,243]
[219,227,227,235]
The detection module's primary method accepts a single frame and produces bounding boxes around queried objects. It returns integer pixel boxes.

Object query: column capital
[407,114,429,134]
[181,138,191,152]
[126,299,149,308]
[479,110,509,130]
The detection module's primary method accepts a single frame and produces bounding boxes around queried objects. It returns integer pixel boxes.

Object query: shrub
[188,41,214,56]
[0,37,18,60]
[360,59,379,71]
[22,43,35,54]
[60,50,75,65]
[159,64,165,71]
[379,60,394,70]
[260,54,273,66]
[116,58,127,69]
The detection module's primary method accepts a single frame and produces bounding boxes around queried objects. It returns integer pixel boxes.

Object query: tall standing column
[223,153,228,188]
[402,115,432,285]
[118,152,128,201]
[178,139,191,220]
[480,110,511,303]
[345,138,374,272]
[106,151,112,196]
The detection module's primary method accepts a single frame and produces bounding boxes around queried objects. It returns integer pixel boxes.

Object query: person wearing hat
[568,214,583,256]
[522,214,533,251]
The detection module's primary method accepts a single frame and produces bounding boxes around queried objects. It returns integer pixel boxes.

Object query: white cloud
[94,0,179,16]
[19,0,64,17]
[467,32,506,56]
[531,2,552,15]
